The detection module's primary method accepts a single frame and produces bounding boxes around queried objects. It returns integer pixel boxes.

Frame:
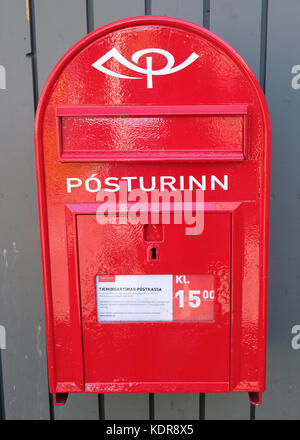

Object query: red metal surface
[34,16,271,404]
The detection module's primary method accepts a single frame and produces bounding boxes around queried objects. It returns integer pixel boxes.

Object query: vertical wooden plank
[210,0,262,81]
[154,393,199,420]
[34,0,99,419]
[149,0,202,421]
[205,393,248,420]
[205,393,249,420]
[0,351,5,420]
[54,394,99,420]
[0,1,50,419]
[152,0,204,25]
[93,0,149,420]
[105,394,149,420]
[35,0,87,95]
[93,0,145,29]
[150,0,203,421]
[204,0,263,419]
[256,0,300,419]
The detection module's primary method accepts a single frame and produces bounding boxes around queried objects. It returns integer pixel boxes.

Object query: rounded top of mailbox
[36,15,269,124]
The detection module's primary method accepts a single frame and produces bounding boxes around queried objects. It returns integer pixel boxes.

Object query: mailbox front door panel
[77,213,231,393]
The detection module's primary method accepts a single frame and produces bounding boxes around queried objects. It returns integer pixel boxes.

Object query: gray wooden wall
[0,0,299,420]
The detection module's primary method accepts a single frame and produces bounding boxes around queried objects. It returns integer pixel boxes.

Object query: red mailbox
[34,16,271,406]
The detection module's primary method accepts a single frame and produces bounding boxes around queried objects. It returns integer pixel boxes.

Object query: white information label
[96,275,173,322]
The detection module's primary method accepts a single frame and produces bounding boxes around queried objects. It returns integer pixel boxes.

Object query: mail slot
[58,105,247,161]
[34,16,271,406]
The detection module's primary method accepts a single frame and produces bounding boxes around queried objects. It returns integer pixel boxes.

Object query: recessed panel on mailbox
[77,213,231,392]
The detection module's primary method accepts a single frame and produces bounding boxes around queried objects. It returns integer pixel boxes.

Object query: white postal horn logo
[92,48,199,88]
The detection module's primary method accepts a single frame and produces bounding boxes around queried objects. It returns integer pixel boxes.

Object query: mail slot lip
[58,150,245,162]
[57,104,248,162]
[56,104,248,117]
[84,381,230,394]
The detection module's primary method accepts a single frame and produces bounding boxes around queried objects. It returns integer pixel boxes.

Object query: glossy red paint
[34,16,271,405]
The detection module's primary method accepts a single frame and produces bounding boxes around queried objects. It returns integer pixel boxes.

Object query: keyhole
[151,247,157,260]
